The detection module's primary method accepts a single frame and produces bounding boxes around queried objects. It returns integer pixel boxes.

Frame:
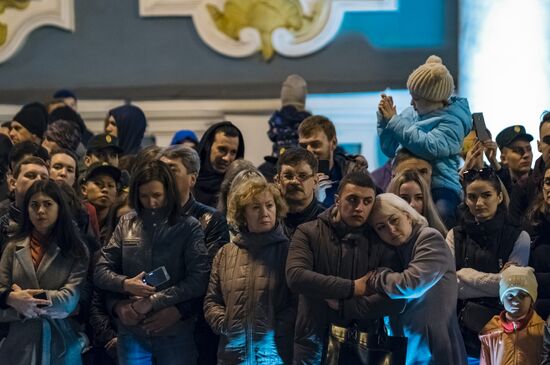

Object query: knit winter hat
[499,266,538,303]
[44,119,81,152]
[406,55,455,102]
[281,74,307,111]
[13,102,48,138]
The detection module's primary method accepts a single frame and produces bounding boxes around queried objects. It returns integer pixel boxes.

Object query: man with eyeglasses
[510,113,550,223]
[496,125,534,187]
[275,148,325,237]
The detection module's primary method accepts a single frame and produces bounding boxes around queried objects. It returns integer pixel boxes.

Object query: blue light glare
[459,0,550,159]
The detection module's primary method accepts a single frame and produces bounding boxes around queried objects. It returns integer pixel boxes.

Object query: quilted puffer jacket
[204,224,296,365]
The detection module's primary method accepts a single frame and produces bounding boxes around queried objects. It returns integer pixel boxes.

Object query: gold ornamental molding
[0,0,74,63]
[139,0,397,60]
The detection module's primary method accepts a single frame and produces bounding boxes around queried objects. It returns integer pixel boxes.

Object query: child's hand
[379,94,397,120]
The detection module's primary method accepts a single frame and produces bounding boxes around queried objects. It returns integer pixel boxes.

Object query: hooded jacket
[377,97,473,196]
[195,121,245,207]
[108,105,147,156]
[204,224,295,364]
[286,208,406,364]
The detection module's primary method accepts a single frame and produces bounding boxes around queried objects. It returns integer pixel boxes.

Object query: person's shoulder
[479,315,502,336]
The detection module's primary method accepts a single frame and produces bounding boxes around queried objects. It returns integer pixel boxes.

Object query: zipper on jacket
[245,253,257,365]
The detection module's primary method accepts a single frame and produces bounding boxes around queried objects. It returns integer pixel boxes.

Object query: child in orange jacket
[479,266,544,365]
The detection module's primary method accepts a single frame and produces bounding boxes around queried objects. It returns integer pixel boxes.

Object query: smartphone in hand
[142,266,171,287]
[33,291,51,308]
[472,113,491,141]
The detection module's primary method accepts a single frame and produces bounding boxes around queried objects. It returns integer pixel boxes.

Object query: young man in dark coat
[286,171,405,364]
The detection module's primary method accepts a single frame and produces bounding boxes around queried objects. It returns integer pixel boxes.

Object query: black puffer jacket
[286,208,405,364]
[204,224,296,365]
[94,209,210,337]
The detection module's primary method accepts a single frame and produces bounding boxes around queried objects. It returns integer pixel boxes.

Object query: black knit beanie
[13,102,48,138]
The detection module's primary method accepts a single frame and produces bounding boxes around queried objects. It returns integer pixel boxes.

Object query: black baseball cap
[86,133,123,154]
[495,125,534,150]
[82,162,121,183]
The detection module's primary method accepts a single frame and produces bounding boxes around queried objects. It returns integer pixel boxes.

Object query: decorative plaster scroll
[0,0,74,63]
[140,0,397,60]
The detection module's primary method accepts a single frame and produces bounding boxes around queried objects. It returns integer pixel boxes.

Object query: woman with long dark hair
[446,168,530,359]
[0,179,89,364]
[94,160,209,365]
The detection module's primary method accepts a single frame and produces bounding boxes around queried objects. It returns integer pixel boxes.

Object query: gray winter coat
[204,224,295,365]
[0,237,89,365]
[371,225,467,365]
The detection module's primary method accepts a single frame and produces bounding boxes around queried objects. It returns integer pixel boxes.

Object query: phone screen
[143,266,170,287]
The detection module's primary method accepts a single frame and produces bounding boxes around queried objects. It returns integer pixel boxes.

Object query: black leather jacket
[182,195,229,263]
[94,209,210,336]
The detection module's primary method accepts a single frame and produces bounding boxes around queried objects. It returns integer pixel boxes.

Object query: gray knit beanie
[406,55,455,102]
[281,74,307,111]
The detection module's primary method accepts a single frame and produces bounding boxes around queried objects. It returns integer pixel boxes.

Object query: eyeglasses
[280,173,314,183]
[463,167,497,183]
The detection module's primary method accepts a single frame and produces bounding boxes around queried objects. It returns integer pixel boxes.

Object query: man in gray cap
[496,125,534,185]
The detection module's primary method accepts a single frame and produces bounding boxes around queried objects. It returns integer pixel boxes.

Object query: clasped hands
[116,272,181,335]
[6,283,52,319]
[325,271,378,310]
[378,94,397,121]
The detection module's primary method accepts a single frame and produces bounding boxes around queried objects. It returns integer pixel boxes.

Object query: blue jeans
[432,187,460,228]
[118,330,197,365]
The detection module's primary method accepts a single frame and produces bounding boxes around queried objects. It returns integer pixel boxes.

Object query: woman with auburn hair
[204,179,295,364]
[387,170,448,236]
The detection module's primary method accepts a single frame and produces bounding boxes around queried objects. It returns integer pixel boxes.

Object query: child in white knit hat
[479,265,544,365]
[377,55,472,228]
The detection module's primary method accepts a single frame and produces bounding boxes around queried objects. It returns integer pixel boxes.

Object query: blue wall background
[0,0,457,103]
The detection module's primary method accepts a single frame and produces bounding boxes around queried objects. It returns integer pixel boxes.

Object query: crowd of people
[1,56,550,365]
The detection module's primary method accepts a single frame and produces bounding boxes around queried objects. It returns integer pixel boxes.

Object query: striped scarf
[30,230,50,270]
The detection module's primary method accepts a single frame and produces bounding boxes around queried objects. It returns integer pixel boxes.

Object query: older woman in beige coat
[0,180,89,365]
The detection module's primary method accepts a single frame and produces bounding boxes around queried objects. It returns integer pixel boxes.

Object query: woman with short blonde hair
[205,179,294,364]
[366,193,467,365]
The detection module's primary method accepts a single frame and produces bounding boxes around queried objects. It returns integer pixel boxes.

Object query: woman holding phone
[0,179,89,365]
[94,160,210,365]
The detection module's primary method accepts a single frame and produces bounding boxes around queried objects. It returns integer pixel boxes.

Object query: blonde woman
[204,179,295,364]
[366,193,467,365]
[386,170,447,236]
